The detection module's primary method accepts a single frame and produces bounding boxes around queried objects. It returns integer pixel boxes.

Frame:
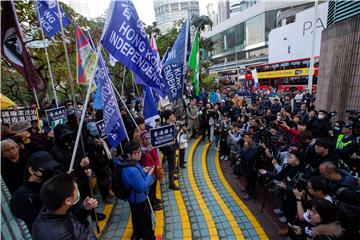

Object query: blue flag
[162,18,190,102]
[101,1,165,94]
[94,50,128,146]
[34,0,71,38]
[138,76,159,128]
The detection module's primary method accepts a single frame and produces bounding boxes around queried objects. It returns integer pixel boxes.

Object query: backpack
[112,164,131,200]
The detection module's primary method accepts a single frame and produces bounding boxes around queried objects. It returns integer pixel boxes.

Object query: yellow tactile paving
[187,138,218,239]
[95,201,114,238]
[214,151,269,240]
[122,215,132,240]
[202,143,245,239]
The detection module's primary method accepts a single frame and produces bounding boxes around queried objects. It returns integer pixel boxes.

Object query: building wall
[268,3,328,63]
[153,0,199,34]
[316,15,360,120]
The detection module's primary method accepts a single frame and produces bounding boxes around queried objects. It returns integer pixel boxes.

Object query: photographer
[259,151,310,236]
[309,110,332,138]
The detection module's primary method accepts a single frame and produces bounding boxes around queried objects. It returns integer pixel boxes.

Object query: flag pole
[56,1,88,159]
[121,68,126,96]
[68,44,102,173]
[35,2,58,107]
[111,81,140,132]
[131,72,141,97]
[32,86,41,109]
[56,0,78,107]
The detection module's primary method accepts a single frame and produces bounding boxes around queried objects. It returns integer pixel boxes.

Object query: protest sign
[45,106,67,130]
[1,107,38,124]
[95,119,106,138]
[150,124,175,148]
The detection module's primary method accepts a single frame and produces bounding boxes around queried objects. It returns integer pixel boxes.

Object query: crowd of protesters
[1,83,360,240]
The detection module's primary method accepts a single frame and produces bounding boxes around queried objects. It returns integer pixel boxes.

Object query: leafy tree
[1,1,105,106]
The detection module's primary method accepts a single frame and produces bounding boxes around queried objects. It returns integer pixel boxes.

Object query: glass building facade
[205,10,278,65]
[154,0,199,33]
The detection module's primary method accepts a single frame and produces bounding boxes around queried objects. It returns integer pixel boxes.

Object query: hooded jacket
[117,158,152,204]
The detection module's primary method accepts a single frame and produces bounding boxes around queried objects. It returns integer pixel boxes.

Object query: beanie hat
[140,130,150,140]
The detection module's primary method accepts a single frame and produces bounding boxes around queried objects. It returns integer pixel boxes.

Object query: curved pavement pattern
[99,138,268,239]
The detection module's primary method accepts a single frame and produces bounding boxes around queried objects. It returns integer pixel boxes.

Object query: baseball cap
[28,151,60,170]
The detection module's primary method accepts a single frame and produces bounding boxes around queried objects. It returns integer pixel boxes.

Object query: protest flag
[95,51,129,147]
[101,0,165,94]
[1,1,46,93]
[75,25,97,84]
[161,18,190,102]
[34,0,71,38]
[188,31,200,96]
[143,85,160,128]
[135,74,159,128]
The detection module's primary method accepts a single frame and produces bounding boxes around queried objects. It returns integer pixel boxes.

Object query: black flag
[1,1,45,92]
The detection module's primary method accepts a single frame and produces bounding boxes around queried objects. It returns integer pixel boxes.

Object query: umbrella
[0,93,16,109]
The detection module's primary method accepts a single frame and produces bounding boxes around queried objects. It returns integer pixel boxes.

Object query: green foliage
[202,73,217,90]
[1,0,105,105]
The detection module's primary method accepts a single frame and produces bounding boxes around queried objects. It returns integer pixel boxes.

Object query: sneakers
[273,208,283,215]
[224,156,229,161]
[278,216,287,224]
[220,155,224,160]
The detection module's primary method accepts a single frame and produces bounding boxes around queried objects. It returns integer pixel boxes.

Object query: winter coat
[10,182,42,230]
[32,207,95,240]
[1,152,27,194]
[312,221,344,240]
[186,105,199,130]
[140,147,160,168]
[120,159,152,204]
[310,119,331,138]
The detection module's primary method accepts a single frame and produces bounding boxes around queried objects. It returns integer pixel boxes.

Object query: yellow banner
[257,68,310,79]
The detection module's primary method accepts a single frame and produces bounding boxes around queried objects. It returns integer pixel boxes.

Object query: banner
[1,107,38,124]
[45,106,67,129]
[101,1,164,94]
[162,18,190,102]
[34,0,71,38]
[95,119,106,138]
[76,25,97,84]
[1,1,45,92]
[256,68,315,79]
[94,50,128,147]
[150,124,175,148]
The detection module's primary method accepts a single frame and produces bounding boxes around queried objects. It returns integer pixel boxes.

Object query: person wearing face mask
[10,151,61,230]
[335,123,357,171]
[309,110,332,138]
[32,173,98,240]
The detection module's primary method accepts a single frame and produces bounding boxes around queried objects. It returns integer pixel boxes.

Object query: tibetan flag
[75,25,96,84]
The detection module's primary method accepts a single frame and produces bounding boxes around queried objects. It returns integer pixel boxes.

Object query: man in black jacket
[239,133,260,201]
[32,173,98,240]
[309,110,331,138]
[10,151,60,230]
[159,110,179,190]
